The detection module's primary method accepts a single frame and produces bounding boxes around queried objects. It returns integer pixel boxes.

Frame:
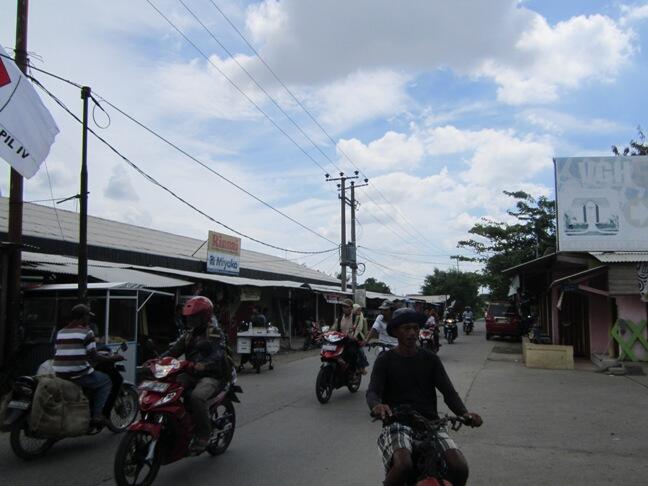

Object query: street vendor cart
[236,322,281,373]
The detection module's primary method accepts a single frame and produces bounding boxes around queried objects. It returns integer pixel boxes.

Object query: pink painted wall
[589,295,612,355]
[616,295,648,361]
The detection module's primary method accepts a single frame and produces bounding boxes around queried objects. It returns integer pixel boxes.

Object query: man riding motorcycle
[367,309,483,486]
[163,296,228,453]
[461,307,474,323]
[331,298,367,373]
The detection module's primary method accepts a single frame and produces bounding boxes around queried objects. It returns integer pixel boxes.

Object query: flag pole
[4,0,29,366]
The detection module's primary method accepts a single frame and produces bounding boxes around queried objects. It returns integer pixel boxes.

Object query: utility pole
[4,0,29,365]
[326,172,358,292]
[349,178,368,295]
[78,86,91,303]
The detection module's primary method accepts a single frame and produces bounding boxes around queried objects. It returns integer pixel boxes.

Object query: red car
[485,302,520,340]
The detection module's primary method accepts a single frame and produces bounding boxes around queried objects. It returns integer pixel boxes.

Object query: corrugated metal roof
[0,198,339,285]
[590,252,648,263]
[305,283,352,295]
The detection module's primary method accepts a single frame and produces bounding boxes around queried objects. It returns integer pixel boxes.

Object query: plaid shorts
[377,422,457,472]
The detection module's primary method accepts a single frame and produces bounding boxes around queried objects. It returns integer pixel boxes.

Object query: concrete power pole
[326,172,359,292]
[349,178,368,295]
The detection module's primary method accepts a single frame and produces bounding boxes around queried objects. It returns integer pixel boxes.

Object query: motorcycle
[443,319,458,344]
[113,356,242,486]
[462,317,474,335]
[3,342,138,460]
[315,330,363,404]
[377,406,472,486]
[302,321,324,350]
[419,327,439,353]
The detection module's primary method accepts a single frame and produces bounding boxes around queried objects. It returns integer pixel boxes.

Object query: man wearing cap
[52,303,124,426]
[331,298,365,372]
[366,308,482,486]
[367,300,399,350]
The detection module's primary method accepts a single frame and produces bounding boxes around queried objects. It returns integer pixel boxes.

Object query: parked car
[485,302,520,340]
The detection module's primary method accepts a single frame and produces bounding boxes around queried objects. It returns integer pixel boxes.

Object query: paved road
[2,321,647,485]
[0,323,491,486]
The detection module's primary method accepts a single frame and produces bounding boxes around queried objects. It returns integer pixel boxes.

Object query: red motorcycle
[419,327,440,353]
[302,321,324,350]
[113,357,242,486]
[315,330,362,404]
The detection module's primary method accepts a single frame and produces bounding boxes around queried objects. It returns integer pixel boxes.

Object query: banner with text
[207,230,241,275]
[555,156,648,251]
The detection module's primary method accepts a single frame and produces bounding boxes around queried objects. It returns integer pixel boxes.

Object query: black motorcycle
[443,319,458,344]
[462,317,474,335]
[376,406,473,486]
[2,343,138,460]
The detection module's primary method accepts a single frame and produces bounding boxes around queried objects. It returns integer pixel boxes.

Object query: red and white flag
[0,45,59,179]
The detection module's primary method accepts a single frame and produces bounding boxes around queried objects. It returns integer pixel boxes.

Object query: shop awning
[549,265,609,297]
[129,265,306,289]
[26,262,193,288]
[302,283,352,295]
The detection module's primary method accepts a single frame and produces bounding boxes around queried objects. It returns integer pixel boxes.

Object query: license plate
[322,344,337,352]
[253,348,265,353]
[8,400,30,410]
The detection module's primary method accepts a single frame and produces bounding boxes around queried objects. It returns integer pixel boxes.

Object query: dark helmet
[182,296,214,326]
[386,308,427,337]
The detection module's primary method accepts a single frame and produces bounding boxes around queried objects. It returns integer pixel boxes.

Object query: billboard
[555,156,648,251]
[206,230,241,275]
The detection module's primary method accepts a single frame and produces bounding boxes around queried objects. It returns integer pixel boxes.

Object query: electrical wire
[206,2,449,255]
[31,76,338,256]
[43,161,66,242]
[0,51,339,248]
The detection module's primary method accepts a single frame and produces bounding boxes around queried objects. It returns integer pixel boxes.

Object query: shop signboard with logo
[554,156,648,251]
[240,287,261,302]
[206,230,241,275]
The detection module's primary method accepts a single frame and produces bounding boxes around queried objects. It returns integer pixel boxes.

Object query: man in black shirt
[367,309,482,486]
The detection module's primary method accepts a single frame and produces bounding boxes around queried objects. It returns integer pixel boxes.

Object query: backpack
[29,375,90,437]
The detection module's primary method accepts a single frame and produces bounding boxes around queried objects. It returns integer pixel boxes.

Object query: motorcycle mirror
[120,342,128,352]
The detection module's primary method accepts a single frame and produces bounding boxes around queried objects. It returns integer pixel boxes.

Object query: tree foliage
[457,191,556,300]
[359,277,391,294]
[612,126,648,156]
[421,269,481,310]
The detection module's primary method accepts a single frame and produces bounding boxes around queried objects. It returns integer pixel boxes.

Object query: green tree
[359,277,391,294]
[457,191,556,300]
[612,126,648,156]
[421,269,481,309]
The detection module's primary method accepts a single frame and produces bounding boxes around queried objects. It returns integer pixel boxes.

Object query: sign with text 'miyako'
[207,231,241,275]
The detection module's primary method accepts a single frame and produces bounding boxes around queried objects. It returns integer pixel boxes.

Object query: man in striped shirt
[52,304,123,425]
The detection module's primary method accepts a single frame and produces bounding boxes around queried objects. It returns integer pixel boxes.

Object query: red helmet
[182,296,214,324]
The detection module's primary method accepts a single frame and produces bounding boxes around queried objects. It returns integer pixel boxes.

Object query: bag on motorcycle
[29,376,90,437]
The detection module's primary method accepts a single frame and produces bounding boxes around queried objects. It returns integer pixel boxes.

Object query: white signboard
[206,230,241,275]
[555,156,648,251]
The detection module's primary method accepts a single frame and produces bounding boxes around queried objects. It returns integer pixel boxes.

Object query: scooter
[315,330,362,404]
[302,321,324,350]
[462,317,474,335]
[113,356,242,486]
[419,327,439,353]
[443,319,458,344]
[3,343,138,460]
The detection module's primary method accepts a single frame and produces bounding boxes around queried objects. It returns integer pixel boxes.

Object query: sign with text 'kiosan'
[207,231,241,275]
[555,156,648,251]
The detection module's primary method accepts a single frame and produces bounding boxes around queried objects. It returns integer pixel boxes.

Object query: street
[1,320,647,486]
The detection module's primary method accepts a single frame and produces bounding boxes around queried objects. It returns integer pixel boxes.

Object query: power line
[206,2,448,255]
[32,77,338,256]
[1,51,339,248]
[177,0,341,175]
[145,0,332,175]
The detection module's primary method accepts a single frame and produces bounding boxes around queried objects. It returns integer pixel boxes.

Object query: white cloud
[336,131,423,173]
[521,109,625,135]
[620,3,648,25]
[480,14,635,104]
[105,165,140,202]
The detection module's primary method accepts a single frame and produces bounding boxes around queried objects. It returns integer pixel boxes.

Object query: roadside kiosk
[22,282,177,384]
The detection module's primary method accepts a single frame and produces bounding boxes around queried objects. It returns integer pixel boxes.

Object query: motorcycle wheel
[347,371,361,393]
[9,421,55,460]
[114,431,161,486]
[207,400,236,456]
[108,385,139,433]
[315,367,333,404]
[447,334,454,344]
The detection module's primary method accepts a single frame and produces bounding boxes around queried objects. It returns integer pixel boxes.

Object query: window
[108,299,136,343]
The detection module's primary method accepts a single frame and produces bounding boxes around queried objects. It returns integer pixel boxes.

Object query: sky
[1,0,648,294]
